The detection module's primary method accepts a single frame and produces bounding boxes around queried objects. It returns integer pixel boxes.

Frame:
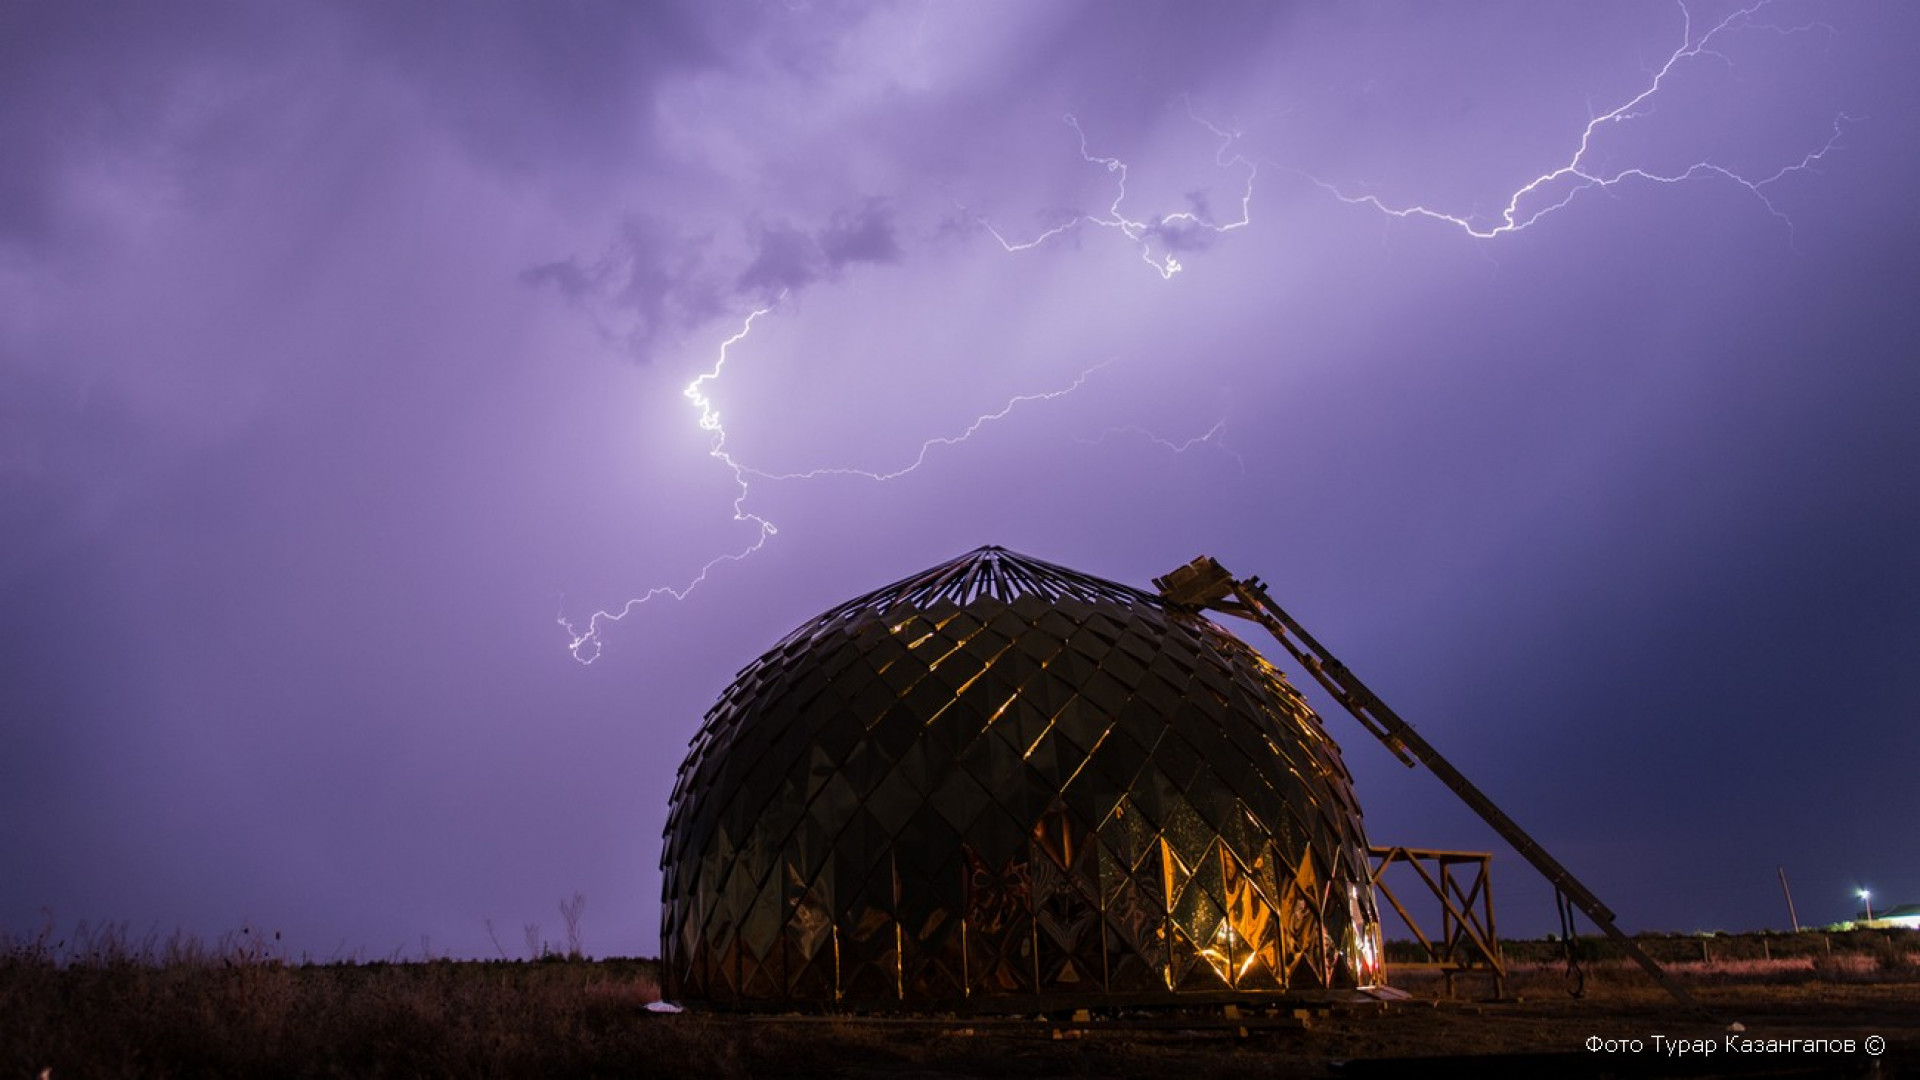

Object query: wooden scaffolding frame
[1369,845,1506,997]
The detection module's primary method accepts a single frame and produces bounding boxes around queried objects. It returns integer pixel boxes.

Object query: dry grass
[7,922,1918,1077]
[1489,928,1920,992]
[1,920,681,1078]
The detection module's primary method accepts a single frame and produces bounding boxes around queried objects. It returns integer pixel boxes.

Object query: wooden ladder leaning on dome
[1153,555,1705,1017]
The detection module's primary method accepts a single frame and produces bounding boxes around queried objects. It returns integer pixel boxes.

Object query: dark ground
[5,933,1917,1077]
[731,974,1915,1079]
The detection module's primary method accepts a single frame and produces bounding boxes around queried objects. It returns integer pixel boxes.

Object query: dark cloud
[818,198,903,268]
[522,194,903,345]
[3,0,1916,961]
[1146,216,1219,255]
[518,258,598,302]
[337,0,721,178]
[735,199,903,300]
[735,220,823,298]
[519,215,724,359]
[0,3,318,250]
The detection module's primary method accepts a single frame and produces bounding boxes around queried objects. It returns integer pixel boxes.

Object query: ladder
[1154,555,1702,1014]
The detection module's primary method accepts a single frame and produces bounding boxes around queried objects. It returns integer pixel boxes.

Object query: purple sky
[5,1,1917,961]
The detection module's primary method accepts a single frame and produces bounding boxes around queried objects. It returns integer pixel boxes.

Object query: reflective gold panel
[662,546,1382,1010]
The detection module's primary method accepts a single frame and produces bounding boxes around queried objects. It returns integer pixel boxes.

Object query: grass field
[6,922,1916,1077]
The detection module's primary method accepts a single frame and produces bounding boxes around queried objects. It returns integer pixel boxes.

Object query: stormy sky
[4,1,1917,960]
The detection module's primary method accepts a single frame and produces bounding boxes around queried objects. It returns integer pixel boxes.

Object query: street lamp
[1857,888,1874,921]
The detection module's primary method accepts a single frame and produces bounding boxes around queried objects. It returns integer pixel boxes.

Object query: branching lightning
[559,301,780,665]
[1305,2,1853,241]
[558,101,1261,664]
[562,93,1285,664]
[979,100,1256,280]
[559,305,1112,664]
[1076,420,1246,474]
[561,1,1844,666]
[743,361,1110,484]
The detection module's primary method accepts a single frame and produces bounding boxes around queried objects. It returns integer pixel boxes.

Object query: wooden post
[1778,866,1801,933]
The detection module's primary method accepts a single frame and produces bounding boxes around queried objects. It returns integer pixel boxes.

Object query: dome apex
[813,544,1163,615]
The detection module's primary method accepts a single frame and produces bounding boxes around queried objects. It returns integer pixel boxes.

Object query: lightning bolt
[743,361,1109,484]
[1075,419,1247,474]
[562,99,1261,662]
[1303,2,1854,241]
[979,99,1256,280]
[559,300,781,665]
[559,307,1110,664]
[561,1,1845,665]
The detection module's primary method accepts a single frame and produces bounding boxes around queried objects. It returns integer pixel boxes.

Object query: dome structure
[661,546,1382,1010]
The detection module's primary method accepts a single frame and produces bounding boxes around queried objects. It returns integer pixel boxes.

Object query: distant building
[1862,903,1920,930]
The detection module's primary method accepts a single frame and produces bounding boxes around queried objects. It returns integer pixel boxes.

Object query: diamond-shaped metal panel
[662,546,1381,1010]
